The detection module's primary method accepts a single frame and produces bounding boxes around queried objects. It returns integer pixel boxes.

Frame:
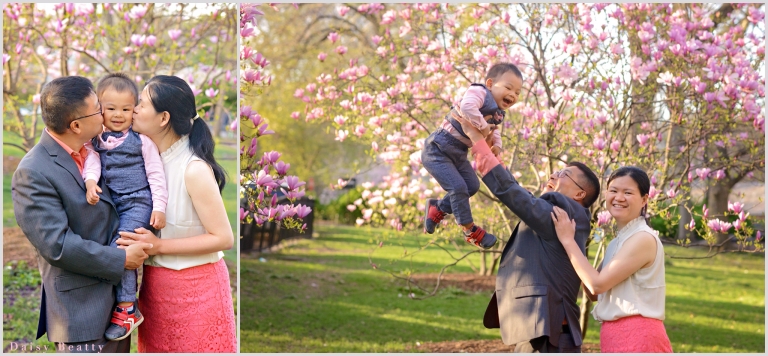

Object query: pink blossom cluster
[238,5,311,231]
[280,4,763,243]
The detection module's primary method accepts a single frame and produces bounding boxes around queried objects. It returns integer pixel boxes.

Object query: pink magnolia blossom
[285,189,305,201]
[648,186,659,199]
[707,219,732,233]
[695,168,711,180]
[609,140,621,152]
[333,116,347,126]
[247,137,258,156]
[130,34,144,47]
[262,151,281,164]
[295,204,312,219]
[168,29,182,41]
[728,201,744,214]
[636,134,651,146]
[145,35,157,47]
[284,176,306,191]
[712,169,726,180]
[593,138,606,151]
[738,211,749,222]
[255,171,278,189]
[336,129,349,142]
[258,123,275,136]
[597,211,612,226]
[274,161,290,175]
[328,32,340,43]
[335,46,348,55]
[317,52,327,61]
[205,88,219,98]
[666,188,677,199]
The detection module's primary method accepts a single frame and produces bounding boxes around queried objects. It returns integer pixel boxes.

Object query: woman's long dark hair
[145,75,226,192]
[606,166,650,219]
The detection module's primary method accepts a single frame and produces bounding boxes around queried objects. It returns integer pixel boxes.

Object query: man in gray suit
[12,76,153,353]
[453,112,600,353]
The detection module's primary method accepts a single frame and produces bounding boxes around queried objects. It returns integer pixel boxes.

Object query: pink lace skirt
[137,259,237,353]
[601,314,672,353]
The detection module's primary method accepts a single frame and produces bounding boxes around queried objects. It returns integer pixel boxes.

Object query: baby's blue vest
[447,83,505,139]
[92,129,151,194]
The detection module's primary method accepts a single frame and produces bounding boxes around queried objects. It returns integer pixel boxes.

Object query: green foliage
[650,202,705,240]
[316,188,364,224]
[3,261,40,291]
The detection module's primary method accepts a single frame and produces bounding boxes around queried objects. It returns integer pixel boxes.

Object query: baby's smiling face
[486,71,522,110]
[100,88,136,133]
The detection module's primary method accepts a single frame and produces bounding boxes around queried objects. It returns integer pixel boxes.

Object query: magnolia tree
[239,3,311,233]
[296,3,764,243]
[295,3,764,252]
[287,2,764,328]
[3,3,237,153]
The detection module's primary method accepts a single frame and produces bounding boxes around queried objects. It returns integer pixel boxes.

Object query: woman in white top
[551,166,672,352]
[117,75,236,352]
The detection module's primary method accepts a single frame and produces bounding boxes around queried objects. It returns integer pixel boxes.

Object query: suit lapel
[40,131,86,191]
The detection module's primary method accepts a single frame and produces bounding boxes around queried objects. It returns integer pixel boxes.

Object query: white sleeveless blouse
[592,216,666,322]
[145,135,224,270]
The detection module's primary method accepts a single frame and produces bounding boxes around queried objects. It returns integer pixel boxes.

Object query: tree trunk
[479,251,487,276]
[212,91,225,138]
[579,290,592,337]
[677,195,693,242]
[707,177,737,246]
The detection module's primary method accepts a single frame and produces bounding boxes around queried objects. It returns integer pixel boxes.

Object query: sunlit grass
[241,224,764,353]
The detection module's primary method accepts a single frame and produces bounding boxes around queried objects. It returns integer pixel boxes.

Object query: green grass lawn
[240,223,765,353]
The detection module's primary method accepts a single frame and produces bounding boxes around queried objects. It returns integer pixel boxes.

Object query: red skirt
[137,259,237,353]
[601,314,673,353]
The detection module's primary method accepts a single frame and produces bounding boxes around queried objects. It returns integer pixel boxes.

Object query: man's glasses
[554,170,585,192]
[72,103,102,121]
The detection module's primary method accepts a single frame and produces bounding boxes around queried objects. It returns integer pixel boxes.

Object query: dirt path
[408,273,600,353]
[3,227,38,269]
[412,339,600,353]
[408,272,496,293]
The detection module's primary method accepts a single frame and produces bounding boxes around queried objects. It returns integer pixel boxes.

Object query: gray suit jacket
[12,130,125,343]
[481,165,590,348]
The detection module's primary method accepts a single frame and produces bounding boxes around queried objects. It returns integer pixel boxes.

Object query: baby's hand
[150,211,166,230]
[85,180,101,205]
[491,146,502,157]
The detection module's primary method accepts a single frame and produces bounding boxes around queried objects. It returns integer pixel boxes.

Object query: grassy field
[3,129,239,352]
[240,223,765,353]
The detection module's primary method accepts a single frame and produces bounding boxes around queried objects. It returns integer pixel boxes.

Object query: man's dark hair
[486,62,523,81]
[567,161,601,208]
[96,73,139,105]
[39,76,95,134]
